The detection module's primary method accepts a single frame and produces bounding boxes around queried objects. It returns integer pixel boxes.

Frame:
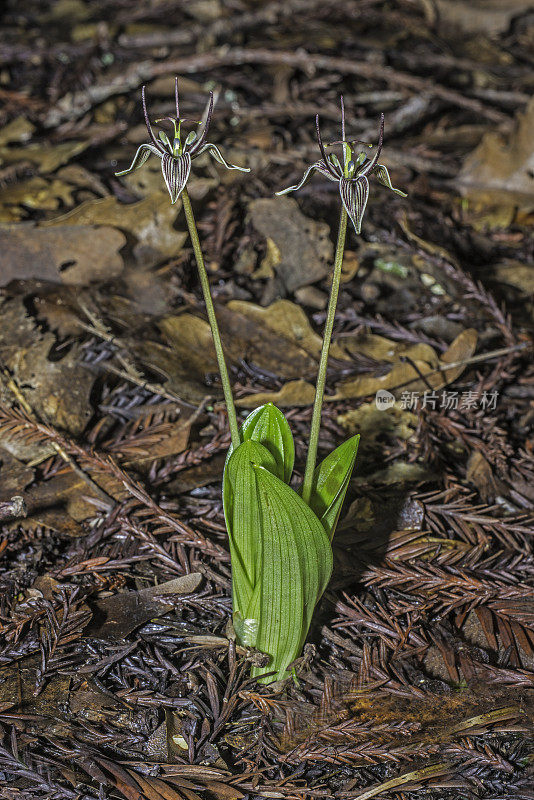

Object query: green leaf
[307,435,360,540]
[223,440,277,630]
[225,403,294,484]
[251,466,332,682]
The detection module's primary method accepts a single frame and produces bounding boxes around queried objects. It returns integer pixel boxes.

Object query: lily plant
[116,82,405,683]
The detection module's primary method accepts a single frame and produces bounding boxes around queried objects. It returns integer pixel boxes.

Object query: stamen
[340,95,346,142]
[175,76,180,119]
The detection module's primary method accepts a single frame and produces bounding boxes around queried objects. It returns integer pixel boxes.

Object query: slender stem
[302,206,348,504]
[181,187,240,448]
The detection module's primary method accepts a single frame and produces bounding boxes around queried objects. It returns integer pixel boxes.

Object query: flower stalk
[301,205,347,504]
[181,187,240,448]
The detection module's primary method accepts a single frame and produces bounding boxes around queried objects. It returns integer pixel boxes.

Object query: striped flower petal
[373,163,407,197]
[195,142,250,172]
[161,152,191,204]
[115,144,161,177]
[339,176,369,235]
[276,160,339,196]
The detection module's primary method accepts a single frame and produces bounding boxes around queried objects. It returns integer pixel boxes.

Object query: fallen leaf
[0,223,125,286]
[0,140,90,173]
[335,331,438,365]
[228,299,324,358]
[490,259,534,295]
[247,196,333,295]
[0,298,94,439]
[435,0,532,35]
[0,177,77,222]
[88,574,203,639]
[166,452,227,494]
[338,402,418,443]
[458,97,534,229]
[467,450,497,503]
[340,250,360,283]
[294,285,328,309]
[0,659,71,721]
[20,468,125,522]
[0,116,35,146]
[354,460,431,487]
[333,329,477,399]
[10,335,94,435]
[133,338,216,405]
[0,446,34,498]
[11,509,84,538]
[43,194,187,267]
[236,379,316,407]
[158,303,318,382]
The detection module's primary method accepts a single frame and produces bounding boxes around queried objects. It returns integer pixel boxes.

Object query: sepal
[276,160,338,196]
[115,143,161,176]
[373,163,408,196]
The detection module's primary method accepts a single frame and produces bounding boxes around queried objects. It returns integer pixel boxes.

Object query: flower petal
[161,152,191,204]
[373,163,407,196]
[115,143,161,177]
[275,160,338,196]
[194,142,249,172]
[339,176,369,235]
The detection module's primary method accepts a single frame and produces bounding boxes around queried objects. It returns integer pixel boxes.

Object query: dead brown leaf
[0,139,89,173]
[333,329,478,399]
[236,379,316,408]
[435,0,532,35]
[157,302,318,384]
[247,196,333,296]
[43,194,187,267]
[458,97,534,229]
[88,574,202,639]
[467,450,497,503]
[0,223,125,286]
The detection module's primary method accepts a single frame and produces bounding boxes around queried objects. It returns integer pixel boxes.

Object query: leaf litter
[0,1,533,799]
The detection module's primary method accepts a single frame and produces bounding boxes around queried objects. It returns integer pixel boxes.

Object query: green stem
[302,206,348,504]
[181,187,240,449]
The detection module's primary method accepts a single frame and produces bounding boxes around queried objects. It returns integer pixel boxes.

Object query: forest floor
[0,1,533,798]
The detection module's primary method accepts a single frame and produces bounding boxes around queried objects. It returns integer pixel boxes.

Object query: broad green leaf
[223,440,277,624]
[307,435,360,540]
[251,466,333,682]
[225,403,294,483]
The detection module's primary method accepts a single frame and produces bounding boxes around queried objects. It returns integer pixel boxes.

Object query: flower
[116,78,249,203]
[276,97,406,234]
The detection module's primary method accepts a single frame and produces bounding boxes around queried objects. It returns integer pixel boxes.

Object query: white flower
[277,97,406,234]
[116,78,249,203]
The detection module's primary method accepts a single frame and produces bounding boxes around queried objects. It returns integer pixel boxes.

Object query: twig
[44,47,509,129]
